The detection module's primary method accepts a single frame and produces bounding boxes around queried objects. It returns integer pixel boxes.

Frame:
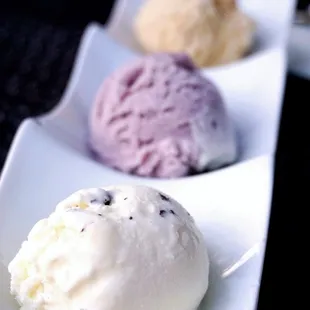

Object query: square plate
[0,1,295,309]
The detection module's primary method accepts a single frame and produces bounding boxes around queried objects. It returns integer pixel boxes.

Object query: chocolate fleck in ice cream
[89,53,237,178]
[8,185,209,310]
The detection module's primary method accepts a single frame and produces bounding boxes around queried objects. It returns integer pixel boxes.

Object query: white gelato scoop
[8,185,209,310]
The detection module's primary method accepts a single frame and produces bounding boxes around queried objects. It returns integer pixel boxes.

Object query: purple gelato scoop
[89,53,237,178]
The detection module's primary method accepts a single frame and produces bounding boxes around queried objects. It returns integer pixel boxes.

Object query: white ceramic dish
[0,0,295,309]
[288,25,310,79]
[0,119,272,310]
[37,0,295,165]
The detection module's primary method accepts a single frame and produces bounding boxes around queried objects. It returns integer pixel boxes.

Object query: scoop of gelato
[8,186,209,310]
[134,0,255,67]
[89,53,237,178]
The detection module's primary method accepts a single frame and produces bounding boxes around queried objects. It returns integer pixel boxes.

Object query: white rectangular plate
[0,1,295,309]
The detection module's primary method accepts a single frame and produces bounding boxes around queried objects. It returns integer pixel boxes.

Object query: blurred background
[0,0,306,170]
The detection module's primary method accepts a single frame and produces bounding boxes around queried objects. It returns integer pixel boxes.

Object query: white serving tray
[0,1,295,309]
[288,24,310,79]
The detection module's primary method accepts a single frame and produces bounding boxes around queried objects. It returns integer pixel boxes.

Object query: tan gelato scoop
[134,0,255,67]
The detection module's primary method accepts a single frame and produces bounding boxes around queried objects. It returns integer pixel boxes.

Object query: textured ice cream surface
[134,0,255,67]
[8,185,210,310]
[89,53,237,178]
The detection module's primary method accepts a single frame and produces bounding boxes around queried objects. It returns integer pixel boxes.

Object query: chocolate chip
[98,214,102,217]
[81,228,85,232]
[159,210,167,217]
[103,194,112,205]
[159,193,169,201]
[170,210,175,215]
[124,197,128,200]
[129,216,133,220]
[90,192,112,205]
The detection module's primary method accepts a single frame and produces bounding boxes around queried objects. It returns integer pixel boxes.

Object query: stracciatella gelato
[8,185,209,310]
[134,0,255,67]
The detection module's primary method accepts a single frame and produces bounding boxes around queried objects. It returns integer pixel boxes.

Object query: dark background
[0,1,114,167]
[0,0,306,309]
